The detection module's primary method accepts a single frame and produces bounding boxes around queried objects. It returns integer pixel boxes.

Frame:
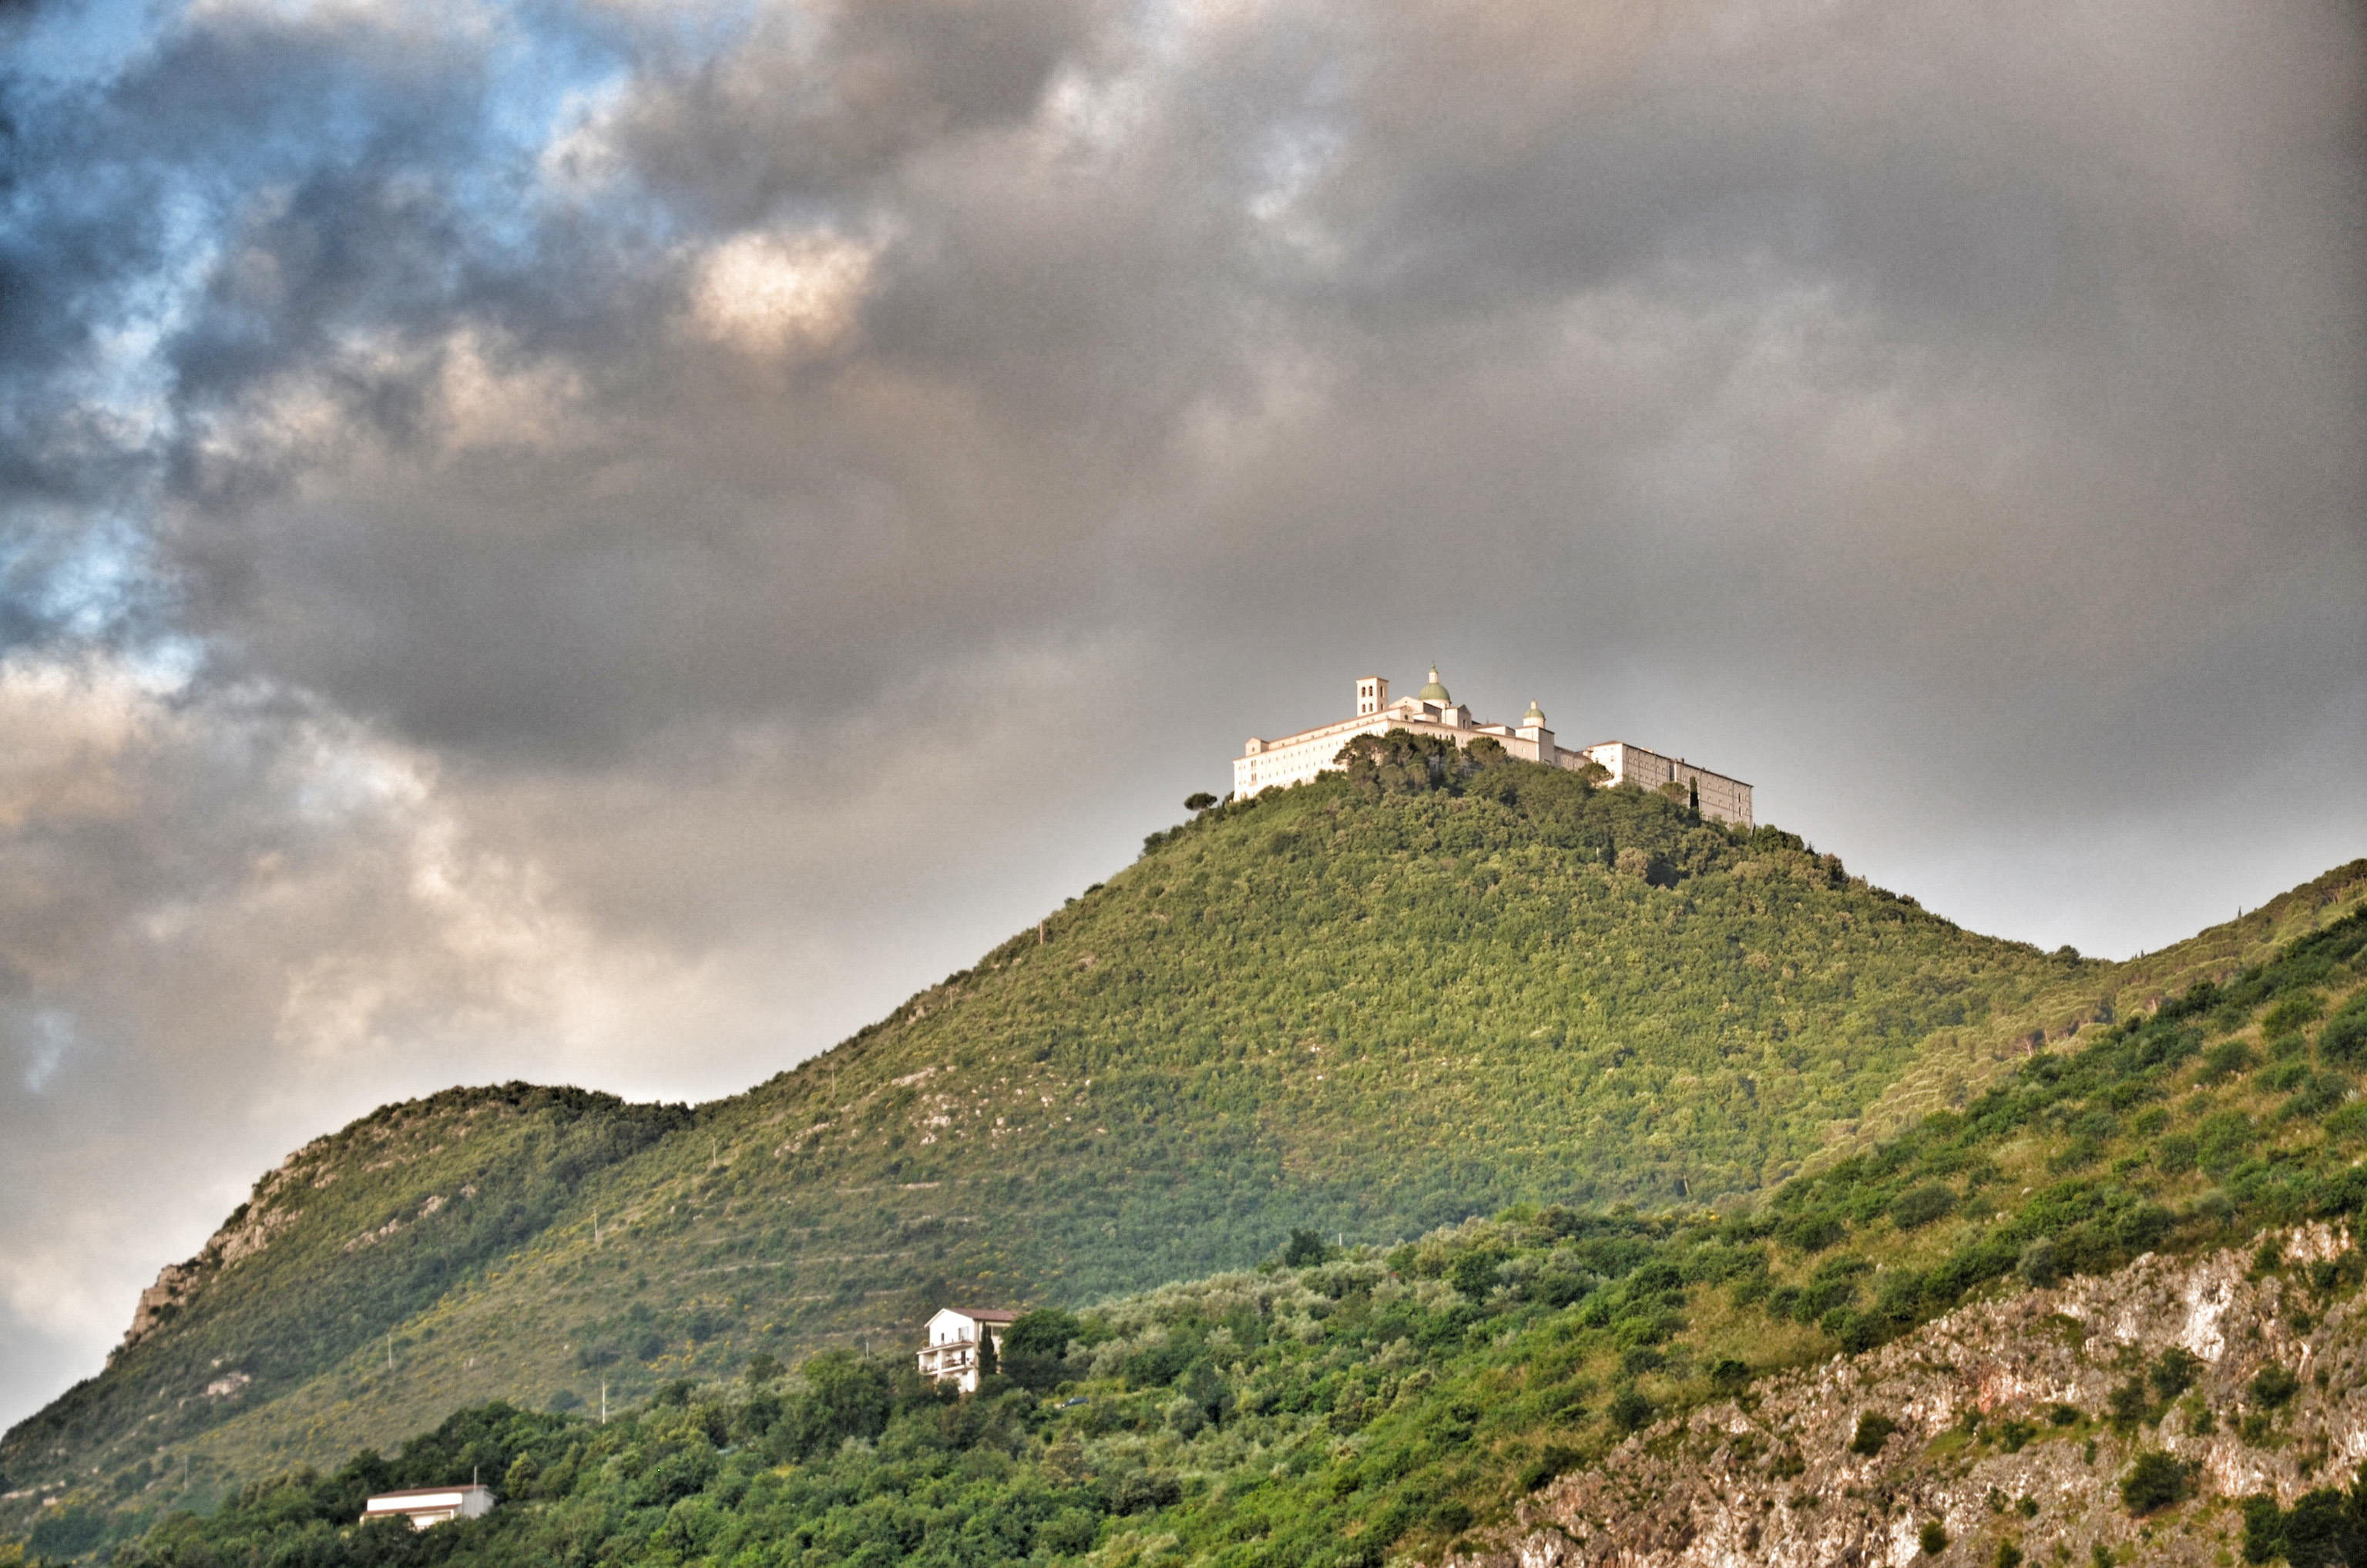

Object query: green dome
[1522,700,1547,727]
[1416,666,1451,703]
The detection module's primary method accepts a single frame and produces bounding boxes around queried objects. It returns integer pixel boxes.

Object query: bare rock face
[1456,1230,2362,1568]
[119,1261,204,1351]
[114,1146,321,1354]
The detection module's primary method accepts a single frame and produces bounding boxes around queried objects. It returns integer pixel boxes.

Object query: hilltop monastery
[1233,669,1753,828]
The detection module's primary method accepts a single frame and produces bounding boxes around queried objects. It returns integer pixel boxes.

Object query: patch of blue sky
[1121,0,1202,69]
[8,512,170,645]
[539,0,771,74]
[5,0,161,93]
[126,634,206,693]
[448,28,627,260]
[11,1008,79,1096]
[1244,112,1348,274]
[69,187,220,455]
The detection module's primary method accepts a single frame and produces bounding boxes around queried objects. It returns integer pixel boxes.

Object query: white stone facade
[360,1486,495,1530]
[1580,740,1754,828]
[917,1306,1018,1393]
[1232,670,1753,828]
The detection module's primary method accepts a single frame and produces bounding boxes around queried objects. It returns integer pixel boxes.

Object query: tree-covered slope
[6,746,2359,1544]
[55,904,2367,1568]
[163,762,2070,1478]
[0,1088,686,1513]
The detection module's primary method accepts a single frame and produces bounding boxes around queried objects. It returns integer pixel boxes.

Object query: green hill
[5,744,2359,1553]
[54,896,2367,1568]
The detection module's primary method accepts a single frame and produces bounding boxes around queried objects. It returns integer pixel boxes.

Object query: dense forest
[24,907,2367,1567]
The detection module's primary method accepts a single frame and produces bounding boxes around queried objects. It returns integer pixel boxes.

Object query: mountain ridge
[6,748,2359,1552]
[45,895,2367,1568]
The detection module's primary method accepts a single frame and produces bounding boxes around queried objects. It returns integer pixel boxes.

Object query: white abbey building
[1232,669,1753,828]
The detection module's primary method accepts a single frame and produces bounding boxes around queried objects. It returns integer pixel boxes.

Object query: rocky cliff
[1476,1227,2363,1567]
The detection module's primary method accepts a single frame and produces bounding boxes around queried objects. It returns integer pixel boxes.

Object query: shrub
[1889,1185,1958,1231]
[2016,1237,2060,1288]
[1449,1249,1501,1300]
[1110,1471,1182,1514]
[2288,1071,2352,1119]
[1919,1520,1949,1555]
[1851,1412,1899,1456]
[1608,1385,1655,1434]
[2199,1113,2255,1177]
[2120,1451,2194,1514]
[2251,1364,2300,1409]
[2150,1347,2202,1402]
[2201,1041,2258,1083]
[2319,1000,2367,1066]
[1517,1445,1580,1492]
[1781,1212,1845,1254]
[1003,1308,1083,1360]
[2154,1134,2198,1175]
[26,1506,107,1560]
[2263,996,2324,1037]
[2243,1484,2367,1568]
[1619,1346,1664,1378]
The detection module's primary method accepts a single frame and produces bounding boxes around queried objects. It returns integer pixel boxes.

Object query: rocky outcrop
[119,1261,204,1352]
[1459,1230,2362,1568]
[115,1153,314,1354]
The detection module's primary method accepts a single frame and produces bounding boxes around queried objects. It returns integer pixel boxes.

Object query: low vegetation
[16,749,2181,1516]
[57,907,2367,1567]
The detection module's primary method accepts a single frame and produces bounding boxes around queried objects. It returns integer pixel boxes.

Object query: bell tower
[1355,676,1388,716]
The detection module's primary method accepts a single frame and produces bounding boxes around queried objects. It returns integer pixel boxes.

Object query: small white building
[360,1485,495,1529]
[1231,670,1753,828]
[916,1306,1019,1393]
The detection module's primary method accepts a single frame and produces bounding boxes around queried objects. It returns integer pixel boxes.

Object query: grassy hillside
[5,744,2359,1551]
[63,904,2367,1568]
[0,1089,685,1516]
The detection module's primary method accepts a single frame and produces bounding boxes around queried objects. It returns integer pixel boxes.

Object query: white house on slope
[360,1485,495,1529]
[916,1306,1019,1393]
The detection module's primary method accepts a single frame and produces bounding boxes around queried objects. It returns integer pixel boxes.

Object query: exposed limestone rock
[119,1261,203,1353]
[115,1154,312,1353]
[1451,1231,2362,1568]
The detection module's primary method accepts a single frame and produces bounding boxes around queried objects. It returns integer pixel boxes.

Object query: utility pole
[385,1333,394,1373]
[593,1208,600,1246]
[600,1382,608,1425]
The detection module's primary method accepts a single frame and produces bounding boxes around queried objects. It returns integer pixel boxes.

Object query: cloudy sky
[2,0,2361,1430]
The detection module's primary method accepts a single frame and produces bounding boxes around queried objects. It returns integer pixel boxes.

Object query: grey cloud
[589,0,1113,221]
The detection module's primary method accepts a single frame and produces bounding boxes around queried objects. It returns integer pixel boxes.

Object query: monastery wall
[1581,740,1753,828]
[1231,671,1754,830]
[1231,709,1556,797]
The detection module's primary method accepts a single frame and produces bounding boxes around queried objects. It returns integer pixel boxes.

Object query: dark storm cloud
[1,0,2360,1430]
